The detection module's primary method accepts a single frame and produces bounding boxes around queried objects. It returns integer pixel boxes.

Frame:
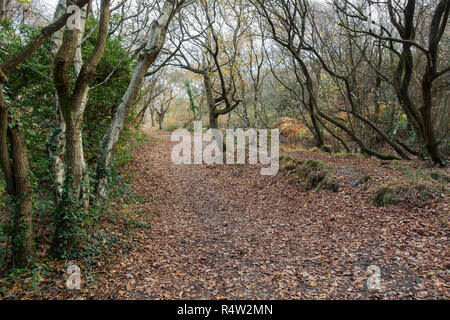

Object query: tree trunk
[418,0,448,166]
[203,71,219,129]
[49,1,89,205]
[0,0,91,266]
[310,111,324,147]
[52,0,110,257]
[421,74,445,166]
[209,111,219,129]
[0,94,33,268]
[390,1,427,157]
[72,4,90,208]
[393,49,427,156]
[64,121,84,199]
[52,118,84,256]
[0,102,15,195]
[297,60,324,147]
[49,0,68,201]
[8,125,33,267]
[0,0,6,23]
[317,108,401,160]
[95,0,181,198]
[151,110,155,127]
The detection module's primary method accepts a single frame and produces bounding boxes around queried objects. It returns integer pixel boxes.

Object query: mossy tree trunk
[8,125,34,267]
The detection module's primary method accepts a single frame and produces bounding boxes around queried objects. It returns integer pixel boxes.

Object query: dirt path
[87,131,449,299]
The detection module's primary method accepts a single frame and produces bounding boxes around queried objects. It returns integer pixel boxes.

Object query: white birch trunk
[96,0,179,197]
[73,5,90,208]
[49,0,67,200]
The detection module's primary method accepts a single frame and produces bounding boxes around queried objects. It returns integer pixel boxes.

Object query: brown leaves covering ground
[68,131,449,299]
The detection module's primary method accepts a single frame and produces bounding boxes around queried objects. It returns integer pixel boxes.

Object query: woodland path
[85,130,448,299]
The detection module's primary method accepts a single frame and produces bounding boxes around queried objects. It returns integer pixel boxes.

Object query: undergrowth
[0,129,155,299]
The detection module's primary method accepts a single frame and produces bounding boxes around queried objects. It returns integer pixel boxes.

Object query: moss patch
[320,144,334,153]
[430,171,450,183]
[296,160,339,192]
[373,179,441,207]
[352,175,371,187]
[280,155,303,172]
